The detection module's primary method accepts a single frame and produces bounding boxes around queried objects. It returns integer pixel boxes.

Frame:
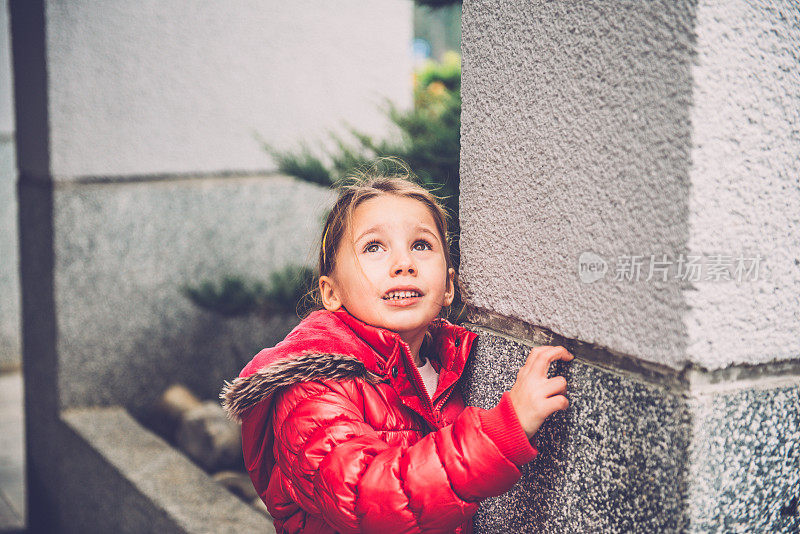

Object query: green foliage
[415,0,461,7]
[181,276,270,317]
[182,265,318,319]
[262,264,318,316]
[414,50,461,91]
[258,138,334,186]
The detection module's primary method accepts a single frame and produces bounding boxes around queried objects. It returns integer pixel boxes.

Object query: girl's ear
[319,275,342,311]
[444,268,456,307]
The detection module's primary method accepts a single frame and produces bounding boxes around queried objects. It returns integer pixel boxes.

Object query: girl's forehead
[352,195,433,223]
[349,197,439,238]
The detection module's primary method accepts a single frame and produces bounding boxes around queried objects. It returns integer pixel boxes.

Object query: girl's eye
[364,240,382,253]
[363,240,432,253]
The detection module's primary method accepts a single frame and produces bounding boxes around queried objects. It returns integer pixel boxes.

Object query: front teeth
[384,290,421,300]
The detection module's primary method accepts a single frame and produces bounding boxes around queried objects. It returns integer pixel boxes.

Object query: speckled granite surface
[462,328,800,533]
[687,385,800,533]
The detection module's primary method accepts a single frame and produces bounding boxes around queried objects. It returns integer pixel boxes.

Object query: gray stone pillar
[9,1,412,531]
[460,1,799,532]
[0,0,20,371]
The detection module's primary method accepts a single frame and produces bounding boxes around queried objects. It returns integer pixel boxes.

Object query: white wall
[684,0,800,368]
[39,0,413,179]
[460,0,799,370]
[11,0,415,404]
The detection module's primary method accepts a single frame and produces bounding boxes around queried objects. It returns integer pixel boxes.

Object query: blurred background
[0,1,465,531]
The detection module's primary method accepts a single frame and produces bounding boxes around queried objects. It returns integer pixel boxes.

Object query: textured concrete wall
[460,1,800,532]
[0,0,20,370]
[51,175,333,411]
[685,0,800,369]
[38,0,412,179]
[460,0,799,371]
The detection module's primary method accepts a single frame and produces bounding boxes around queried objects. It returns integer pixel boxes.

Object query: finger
[524,345,561,368]
[543,394,570,414]
[532,346,573,377]
[541,375,568,397]
[523,346,544,368]
[518,346,545,377]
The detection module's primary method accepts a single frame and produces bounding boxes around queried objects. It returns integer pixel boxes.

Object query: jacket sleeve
[271,379,538,533]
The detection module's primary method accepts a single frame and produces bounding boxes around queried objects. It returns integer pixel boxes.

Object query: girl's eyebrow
[355,224,439,243]
[355,224,386,243]
[417,226,440,242]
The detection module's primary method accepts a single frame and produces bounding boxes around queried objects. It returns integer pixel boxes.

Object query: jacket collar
[331,307,477,381]
[221,307,478,423]
[330,307,400,368]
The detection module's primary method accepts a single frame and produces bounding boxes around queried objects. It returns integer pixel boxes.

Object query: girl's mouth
[382,290,423,307]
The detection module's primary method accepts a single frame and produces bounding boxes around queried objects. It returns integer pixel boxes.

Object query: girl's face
[319,194,455,346]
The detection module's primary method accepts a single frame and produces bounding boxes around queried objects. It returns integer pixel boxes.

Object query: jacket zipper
[397,339,442,428]
[434,383,455,413]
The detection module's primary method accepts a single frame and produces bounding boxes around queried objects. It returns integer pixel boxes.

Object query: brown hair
[304,157,462,327]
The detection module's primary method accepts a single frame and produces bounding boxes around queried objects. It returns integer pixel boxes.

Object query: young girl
[221,165,573,534]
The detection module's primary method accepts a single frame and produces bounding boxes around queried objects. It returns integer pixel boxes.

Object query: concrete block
[462,326,800,533]
[60,406,272,534]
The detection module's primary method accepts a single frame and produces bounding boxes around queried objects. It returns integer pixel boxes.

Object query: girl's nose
[391,254,416,276]
[393,264,416,275]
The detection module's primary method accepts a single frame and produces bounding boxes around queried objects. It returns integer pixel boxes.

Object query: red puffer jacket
[222,307,538,533]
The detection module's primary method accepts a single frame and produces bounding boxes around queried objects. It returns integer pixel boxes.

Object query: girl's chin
[380,316,436,334]
[364,304,439,331]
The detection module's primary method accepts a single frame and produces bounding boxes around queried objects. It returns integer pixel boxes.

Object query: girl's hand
[508,345,574,440]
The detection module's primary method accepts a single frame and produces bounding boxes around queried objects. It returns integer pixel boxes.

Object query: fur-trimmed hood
[221,351,382,422]
[220,307,478,423]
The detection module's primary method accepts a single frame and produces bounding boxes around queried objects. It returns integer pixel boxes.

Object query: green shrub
[182,265,318,319]
[415,0,461,7]
[262,264,318,316]
[260,139,333,187]
[181,276,270,317]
